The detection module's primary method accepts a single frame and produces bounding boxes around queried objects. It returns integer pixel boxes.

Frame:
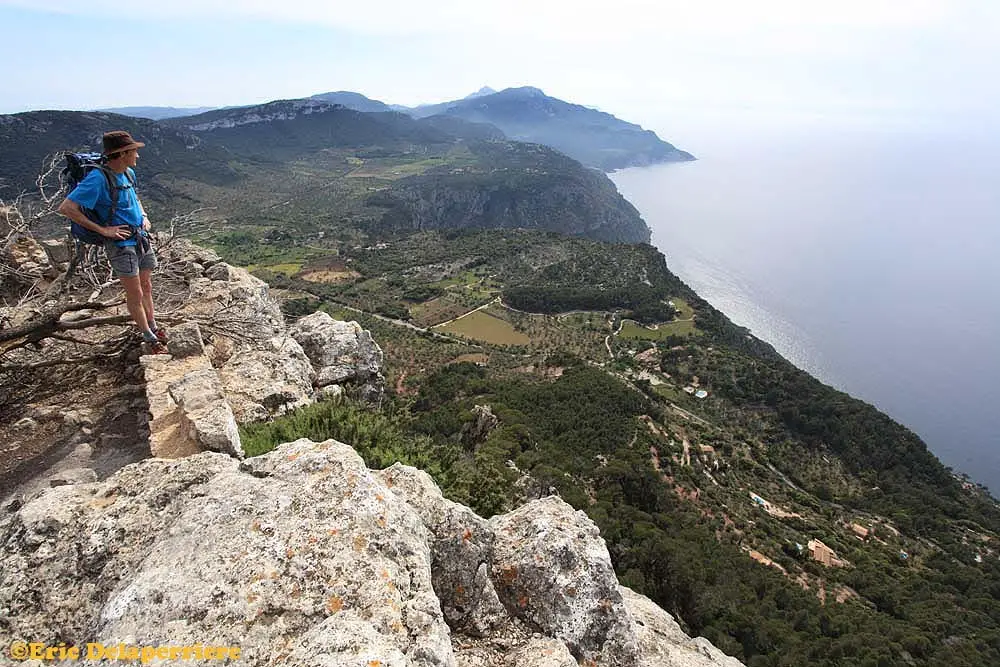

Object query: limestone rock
[218,335,314,422]
[163,238,222,268]
[167,369,244,458]
[205,262,232,281]
[40,238,71,264]
[380,464,509,637]
[461,405,500,446]
[143,354,242,459]
[7,236,50,275]
[289,311,385,401]
[622,586,745,667]
[489,496,639,666]
[0,440,454,667]
[178,268,283,343]
[315,384,344,402]
[165,321,205,358]
[508,638,577,666]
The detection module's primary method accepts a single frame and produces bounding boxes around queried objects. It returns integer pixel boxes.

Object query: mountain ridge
[57,86,692,172]
[0,102,652,244]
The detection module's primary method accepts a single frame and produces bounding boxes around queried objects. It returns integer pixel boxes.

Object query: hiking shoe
[146,341,170,355]
[153,327,169,343]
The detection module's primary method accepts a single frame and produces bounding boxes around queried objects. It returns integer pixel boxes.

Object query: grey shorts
[105,239,157,278]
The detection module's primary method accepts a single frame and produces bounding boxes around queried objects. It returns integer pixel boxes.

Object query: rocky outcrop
[142,351,243,459]
[161,241,384,413]
[461,405,500,447]
[0,438,743,666]
[490,497,639,665]
[289,311,386,404]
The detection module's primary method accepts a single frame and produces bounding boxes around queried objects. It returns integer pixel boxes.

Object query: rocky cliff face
[1,438,743,666]
[378,167,650,245]
[0,241,741,666]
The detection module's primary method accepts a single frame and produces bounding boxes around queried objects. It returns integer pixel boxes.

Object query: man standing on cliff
[57,131,168,353]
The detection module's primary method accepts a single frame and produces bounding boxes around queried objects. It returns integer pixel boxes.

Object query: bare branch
[0,351,126,372]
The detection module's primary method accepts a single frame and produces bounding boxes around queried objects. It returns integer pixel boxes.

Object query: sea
[611,109,1000,494]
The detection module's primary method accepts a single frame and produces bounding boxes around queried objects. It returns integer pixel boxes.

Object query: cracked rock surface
[1,438,743,666]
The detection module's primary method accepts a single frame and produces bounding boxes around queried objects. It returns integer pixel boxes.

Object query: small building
[851,523,870,540]
[808,539,840,567]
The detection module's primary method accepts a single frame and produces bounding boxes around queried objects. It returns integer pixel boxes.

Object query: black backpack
[61,152,136,245]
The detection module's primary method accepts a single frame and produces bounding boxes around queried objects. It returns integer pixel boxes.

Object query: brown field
[409,295,474,328]
[435,311,530,345]
[299,269,362,284]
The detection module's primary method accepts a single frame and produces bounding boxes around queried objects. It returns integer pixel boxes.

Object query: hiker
[57,131,168,352]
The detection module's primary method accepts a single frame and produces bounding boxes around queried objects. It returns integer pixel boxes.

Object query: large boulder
[289,311,385,401]
[489,496,639,666]
[177,267,284,343]
[380,464,508,638]
[218,335,314,422]
[142,354,244,460]
[622,587,746,667]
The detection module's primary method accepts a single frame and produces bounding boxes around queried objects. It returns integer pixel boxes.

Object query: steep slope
[371,141,651,243]
[410,86,694,171]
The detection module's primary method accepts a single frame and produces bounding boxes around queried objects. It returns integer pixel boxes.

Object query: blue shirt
[67,168,143,247]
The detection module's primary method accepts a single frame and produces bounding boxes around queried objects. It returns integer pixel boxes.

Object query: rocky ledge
[1,438,742,667]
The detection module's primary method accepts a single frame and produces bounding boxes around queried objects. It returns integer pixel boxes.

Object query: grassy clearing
[346,147,479,180]
[246,262,303,277]
[450,353,490,365]
[435,310,530,345]
[654,384,687,401]
[620,318,699,340]
[671,297,695,320]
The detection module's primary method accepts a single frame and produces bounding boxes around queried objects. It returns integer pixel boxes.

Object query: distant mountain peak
[308,91,392,113]
[498,86,546,98]
[465,87,497,99]
[409,86,693,170]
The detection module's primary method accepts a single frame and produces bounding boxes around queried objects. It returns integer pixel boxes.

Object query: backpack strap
[97,166,120,226]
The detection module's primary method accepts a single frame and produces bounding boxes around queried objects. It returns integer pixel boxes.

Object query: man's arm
[57,199,131,241]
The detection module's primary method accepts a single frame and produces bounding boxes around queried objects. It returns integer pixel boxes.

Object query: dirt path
[605,317,624,358]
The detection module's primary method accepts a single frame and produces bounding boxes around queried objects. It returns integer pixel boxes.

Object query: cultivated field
[434,310,531,345]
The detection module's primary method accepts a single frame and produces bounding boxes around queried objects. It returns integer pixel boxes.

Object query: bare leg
[139,269,155,327]
[119,275,150,332]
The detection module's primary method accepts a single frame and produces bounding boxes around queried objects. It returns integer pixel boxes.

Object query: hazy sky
[1,0,998,128]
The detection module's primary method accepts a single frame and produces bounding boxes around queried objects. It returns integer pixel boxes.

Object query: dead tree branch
[0,300,127,353]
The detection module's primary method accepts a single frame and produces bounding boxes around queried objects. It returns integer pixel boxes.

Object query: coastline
[609,143,1000,495]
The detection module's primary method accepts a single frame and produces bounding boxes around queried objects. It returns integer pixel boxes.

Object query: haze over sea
[612,109,1000,494]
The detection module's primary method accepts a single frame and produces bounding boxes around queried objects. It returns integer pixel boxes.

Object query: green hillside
[242,228,1000,667]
